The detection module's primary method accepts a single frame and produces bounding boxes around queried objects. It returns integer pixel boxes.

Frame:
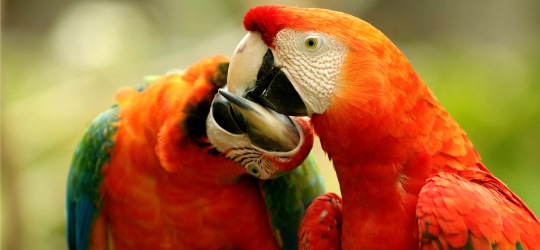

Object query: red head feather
[243,5,289,47]
[243,5,385,50]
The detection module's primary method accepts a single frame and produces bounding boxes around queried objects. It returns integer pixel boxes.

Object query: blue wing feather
[66,105,120,250]
[260,155,325,250]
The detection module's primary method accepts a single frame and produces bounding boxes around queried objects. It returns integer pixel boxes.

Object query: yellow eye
[300,33,325,54]
[305,37,319,50]
[304,37,319,50]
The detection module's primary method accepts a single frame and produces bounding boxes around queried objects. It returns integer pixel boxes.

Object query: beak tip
[218,89,241,105]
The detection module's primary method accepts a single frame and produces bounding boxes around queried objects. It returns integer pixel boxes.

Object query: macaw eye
[299,33,325,54]
[246,164,262,178]
[304,37,319,50]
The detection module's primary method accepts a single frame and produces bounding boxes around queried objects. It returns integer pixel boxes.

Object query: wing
[298,192,342,250]
[416,168,540,250]
[66,105,120,250]
[260,155,326,250]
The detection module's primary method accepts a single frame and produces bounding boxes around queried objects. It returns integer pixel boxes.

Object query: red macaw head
[223,5,409,121]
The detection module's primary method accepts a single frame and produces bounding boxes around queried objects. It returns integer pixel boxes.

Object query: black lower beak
[245,50,308,116]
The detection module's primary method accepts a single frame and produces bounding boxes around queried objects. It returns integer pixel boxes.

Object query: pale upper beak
[227,32,267,98]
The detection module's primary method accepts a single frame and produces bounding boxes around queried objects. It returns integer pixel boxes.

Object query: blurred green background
[2,0,539,249]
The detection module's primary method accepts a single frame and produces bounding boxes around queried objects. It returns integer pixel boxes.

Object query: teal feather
[66,105,120,250]
[66,77,158,250]
[261,155,325,250]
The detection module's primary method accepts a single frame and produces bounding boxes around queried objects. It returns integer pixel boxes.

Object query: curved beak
[218,89,301,151]
[227,32,309,116]
[209,89,300,152]
[206,88,314,180]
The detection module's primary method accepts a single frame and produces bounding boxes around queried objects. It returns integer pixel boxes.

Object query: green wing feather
[260,155,325,250]
[66,105,120,250]
[66,77,159,250]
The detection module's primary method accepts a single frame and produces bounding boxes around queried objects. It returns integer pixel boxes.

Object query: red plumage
[89,56,281,249]
[417,168,539,249]
[298,193,343,250]
[239,5,540,250]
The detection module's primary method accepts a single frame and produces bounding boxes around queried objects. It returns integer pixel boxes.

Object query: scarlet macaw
[66,55,324,249]
[214,5,540,249]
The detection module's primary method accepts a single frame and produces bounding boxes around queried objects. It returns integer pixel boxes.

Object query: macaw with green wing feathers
[66,55,324,250]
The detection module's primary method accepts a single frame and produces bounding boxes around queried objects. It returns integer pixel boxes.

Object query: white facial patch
[273,29,347,114]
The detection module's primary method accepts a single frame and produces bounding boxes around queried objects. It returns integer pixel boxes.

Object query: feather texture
[262,156,325,250]
[66,55,323,249]
[298,193,342,250]
[417,168,540,249]
[240,5,540,250]
[66,106,119,250]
